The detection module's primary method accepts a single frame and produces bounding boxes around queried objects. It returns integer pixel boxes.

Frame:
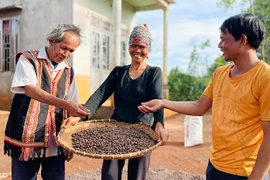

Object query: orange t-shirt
[203,60,270,176]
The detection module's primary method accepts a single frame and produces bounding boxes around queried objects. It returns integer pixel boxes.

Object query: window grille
[0,18,19,72]
[121,41,126,65]
[102,35,109,70]
[92,31,100,69]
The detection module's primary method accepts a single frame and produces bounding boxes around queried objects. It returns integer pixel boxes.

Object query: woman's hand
[61,116,81,128]
[64,150,74,162]
[154,122,169,146]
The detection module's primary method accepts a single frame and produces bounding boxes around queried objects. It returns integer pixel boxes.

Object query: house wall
[73,0,136,104]
[1,0,73,52]
[0,6,22,110]
[74,0,136,27]
[0,0,22,9]
[0,0,73,110]
[20,0,73,51]
[0,0,139,111]
[0,72,14,110]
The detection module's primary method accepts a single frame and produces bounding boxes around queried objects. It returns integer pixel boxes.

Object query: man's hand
[64,101,90,119]
[154,123,169,146]
[24,85,90,119]
[138,99,163,113]
[61,116,81,129]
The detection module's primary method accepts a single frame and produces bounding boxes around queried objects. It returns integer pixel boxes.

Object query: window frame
[0,20,2,71]
[0,17,19,72]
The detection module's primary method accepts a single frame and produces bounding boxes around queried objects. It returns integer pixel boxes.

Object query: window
[90,14,111,70]
[0,21,2,71]
[102,35,109,70]
[0,18,19,72]
[121,28,129,66]
[121,41,127,65]
[92,31,100,69]
[91,31,110,70]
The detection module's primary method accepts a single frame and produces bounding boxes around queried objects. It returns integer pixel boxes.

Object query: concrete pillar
[111,0,122,107]
[113,0,122,67]
[163,9,169,99]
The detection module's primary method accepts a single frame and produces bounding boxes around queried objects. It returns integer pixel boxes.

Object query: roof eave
[0,4,23,12]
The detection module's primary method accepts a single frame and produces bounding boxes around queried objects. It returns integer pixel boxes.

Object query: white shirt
[11,47,79,157]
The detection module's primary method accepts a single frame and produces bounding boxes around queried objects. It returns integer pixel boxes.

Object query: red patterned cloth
[129,24,151,48]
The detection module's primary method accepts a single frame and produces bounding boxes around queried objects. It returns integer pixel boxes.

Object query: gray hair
[46,24,81,44]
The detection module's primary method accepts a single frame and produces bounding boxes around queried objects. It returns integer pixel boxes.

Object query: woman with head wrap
[64,24,169,179]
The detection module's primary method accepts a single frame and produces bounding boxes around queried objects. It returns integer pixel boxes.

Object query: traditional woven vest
[4,50,74,160]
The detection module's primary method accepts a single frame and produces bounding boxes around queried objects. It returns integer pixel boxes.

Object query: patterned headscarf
[129,24,151,48]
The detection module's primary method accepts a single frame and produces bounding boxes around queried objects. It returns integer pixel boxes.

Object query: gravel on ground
[66,168,206,180]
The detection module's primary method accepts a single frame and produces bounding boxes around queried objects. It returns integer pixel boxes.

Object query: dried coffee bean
[72,125,156,155]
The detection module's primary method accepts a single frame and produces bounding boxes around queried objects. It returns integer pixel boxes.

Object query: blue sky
[136,0,243,75]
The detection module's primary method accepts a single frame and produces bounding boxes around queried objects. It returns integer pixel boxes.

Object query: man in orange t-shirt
[138,13,270,180]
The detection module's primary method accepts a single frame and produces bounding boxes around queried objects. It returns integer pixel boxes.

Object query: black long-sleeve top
[83,65,164,129]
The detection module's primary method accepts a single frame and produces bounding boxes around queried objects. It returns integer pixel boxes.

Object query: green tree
[168,40,211,101]
[246,0,270,63]
[205,56,228,78]
[168,67,206,101]
[217,0,270,64]
[168,40,228,101]
[188,40,211,77]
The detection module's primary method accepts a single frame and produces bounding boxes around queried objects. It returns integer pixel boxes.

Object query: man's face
[218,30,241,61]
[48,31,80,63]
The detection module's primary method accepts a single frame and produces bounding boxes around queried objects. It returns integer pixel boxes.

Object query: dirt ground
[0,111,212,180]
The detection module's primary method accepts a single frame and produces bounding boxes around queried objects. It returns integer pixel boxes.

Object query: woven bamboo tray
[57,119,162,160]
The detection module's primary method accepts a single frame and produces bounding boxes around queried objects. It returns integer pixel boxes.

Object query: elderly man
[4,24,90,180]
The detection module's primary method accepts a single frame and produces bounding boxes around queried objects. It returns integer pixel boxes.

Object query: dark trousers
[101,153,151,180]
[11,155,65,180]
[206,160,248,180]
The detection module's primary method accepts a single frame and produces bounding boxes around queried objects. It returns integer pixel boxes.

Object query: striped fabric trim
[19,51,56,160]
[51,69,65,146]
[20,51,43,160]
[5,136,45,147]
[8,50,73,160]
[65,68,71,95]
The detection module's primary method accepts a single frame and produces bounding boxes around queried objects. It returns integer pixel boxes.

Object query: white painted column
[111,0,122,107]
[163,9,169,99]
[112,0,122,67]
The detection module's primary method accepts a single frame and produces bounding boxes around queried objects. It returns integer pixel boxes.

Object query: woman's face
[129,44,149,63]
[48,31,80,63]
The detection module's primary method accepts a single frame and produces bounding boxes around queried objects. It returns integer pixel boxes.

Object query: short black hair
[220,13,266,49]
